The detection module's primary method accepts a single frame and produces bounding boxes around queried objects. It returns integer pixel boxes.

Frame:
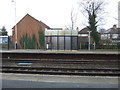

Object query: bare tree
[65,8,78,30]
[113,17,118,20]
[78,0,106,47]
[79,0,106,20]
[71,8,77,30]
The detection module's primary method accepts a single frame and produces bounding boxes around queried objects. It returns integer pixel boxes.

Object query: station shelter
[45,29,79,50]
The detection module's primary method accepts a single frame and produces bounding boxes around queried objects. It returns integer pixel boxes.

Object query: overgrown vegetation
[20,30,45,49]
[20,33,38,49]
[38,31,45,49]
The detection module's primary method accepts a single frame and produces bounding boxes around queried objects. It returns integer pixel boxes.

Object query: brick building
[11,14,50,48]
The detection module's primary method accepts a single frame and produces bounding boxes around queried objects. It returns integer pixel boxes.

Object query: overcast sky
[0,0,119,35]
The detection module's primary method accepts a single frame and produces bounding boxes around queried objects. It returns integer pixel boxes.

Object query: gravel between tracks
[2,61,118,69]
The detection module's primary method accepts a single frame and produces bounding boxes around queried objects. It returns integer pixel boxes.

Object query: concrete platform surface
[1,73,119,88]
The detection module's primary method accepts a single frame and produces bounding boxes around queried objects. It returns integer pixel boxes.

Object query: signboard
[0,36,8,44]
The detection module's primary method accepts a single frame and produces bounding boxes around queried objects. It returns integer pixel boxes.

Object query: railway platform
[0,49,119,54]
[1,73,119,88]
[1,49,118,60]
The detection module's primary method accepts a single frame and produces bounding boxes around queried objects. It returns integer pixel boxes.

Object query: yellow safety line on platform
[46,50,78,51]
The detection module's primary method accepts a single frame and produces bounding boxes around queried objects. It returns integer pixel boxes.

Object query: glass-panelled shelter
[45,29,78,50]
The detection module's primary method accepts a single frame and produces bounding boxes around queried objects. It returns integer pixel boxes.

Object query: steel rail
[2,66,120,76]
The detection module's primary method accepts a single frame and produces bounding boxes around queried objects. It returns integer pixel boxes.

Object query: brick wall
[11,14,50,48]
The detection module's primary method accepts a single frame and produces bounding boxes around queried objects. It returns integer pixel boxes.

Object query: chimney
[113,25,117,30]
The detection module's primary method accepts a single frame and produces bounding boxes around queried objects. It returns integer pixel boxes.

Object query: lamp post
[12,0,17,49]
[87,31,91,51]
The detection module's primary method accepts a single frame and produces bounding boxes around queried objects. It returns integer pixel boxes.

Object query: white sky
[0,0,119,35]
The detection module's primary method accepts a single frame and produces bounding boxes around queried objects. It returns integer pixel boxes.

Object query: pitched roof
[108,28,120,34]
[78,28,90,34]
[12,14,50,29]
[105,25,120,34]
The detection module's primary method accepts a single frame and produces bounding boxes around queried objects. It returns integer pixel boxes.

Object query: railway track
[2,66,120,76]
[1,52,119,76]
[2,52,118,60]
[2,58,119,69]
[2,58,119,63]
